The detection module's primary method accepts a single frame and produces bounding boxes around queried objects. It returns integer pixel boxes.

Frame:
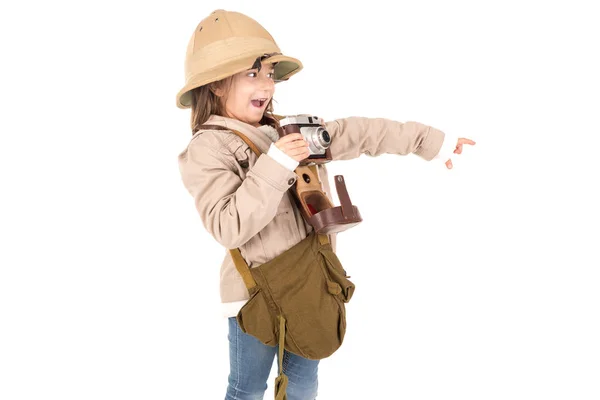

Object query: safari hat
[175,9,303,109]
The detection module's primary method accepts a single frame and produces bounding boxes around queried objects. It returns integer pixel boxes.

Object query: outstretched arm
[324,116,445,161]
[323,116,474,167]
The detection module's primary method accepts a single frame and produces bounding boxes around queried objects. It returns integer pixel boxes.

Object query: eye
[267,72,275,79]
[247,71,257,78]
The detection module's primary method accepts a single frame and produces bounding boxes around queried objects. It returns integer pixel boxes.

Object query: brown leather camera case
[291,165,362,234]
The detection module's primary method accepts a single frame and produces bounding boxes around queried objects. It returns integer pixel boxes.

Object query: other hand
[275,133,310,162]
[445,138,476,169]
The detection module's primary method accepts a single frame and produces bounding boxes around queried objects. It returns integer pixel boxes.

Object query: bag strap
[195,123,331,290]
[196,124,263,158]
[194,124,263,289]
[274,315,289,399]
[317,233,330,246]
[228,248,257,290]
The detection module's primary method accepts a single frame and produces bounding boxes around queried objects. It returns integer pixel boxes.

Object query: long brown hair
[189,77,280,135]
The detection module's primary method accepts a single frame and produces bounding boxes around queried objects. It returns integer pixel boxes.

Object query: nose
[257,73,274,91]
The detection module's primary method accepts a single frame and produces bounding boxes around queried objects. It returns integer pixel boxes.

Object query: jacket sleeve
[324,116,447,161]
[178,137,298,249]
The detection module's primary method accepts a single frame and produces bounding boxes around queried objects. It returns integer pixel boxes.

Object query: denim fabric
[225,317,319,400]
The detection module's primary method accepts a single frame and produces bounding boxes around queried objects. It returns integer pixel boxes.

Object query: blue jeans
[225,317,319,400]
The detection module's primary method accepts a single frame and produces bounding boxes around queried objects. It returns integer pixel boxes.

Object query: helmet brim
[176,53,303,109]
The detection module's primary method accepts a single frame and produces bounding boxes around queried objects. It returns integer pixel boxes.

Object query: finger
[277,140,298,152]
[446,159,453,169]
[288,140,309,150]
[280,143,302,154]
[458,138,476,146]
[286,148,305,157]
[279,133,304,143]
[293,152,310,160]
[454,145,463,154]
[287,144,310,155]
[280,138,307,151]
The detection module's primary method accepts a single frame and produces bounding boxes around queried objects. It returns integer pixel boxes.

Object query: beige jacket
[177,114,451,316]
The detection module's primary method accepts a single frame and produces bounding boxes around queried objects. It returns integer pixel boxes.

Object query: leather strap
[334,175,355,219]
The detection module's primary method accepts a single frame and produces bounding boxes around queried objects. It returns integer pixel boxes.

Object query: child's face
[218,61,276,127]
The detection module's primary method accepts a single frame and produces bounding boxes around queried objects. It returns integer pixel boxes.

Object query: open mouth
[251,98,268,108]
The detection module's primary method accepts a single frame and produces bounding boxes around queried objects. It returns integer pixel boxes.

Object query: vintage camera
[277,115,333,164]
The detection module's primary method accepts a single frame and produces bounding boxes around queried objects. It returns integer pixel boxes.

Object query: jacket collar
[205,114,279,154]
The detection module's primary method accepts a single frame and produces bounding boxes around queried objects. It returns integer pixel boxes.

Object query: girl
[176,9,475,400]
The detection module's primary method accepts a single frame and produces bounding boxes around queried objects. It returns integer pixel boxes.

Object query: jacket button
[288,178,296,185]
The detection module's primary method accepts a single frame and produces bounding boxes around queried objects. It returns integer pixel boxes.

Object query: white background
[1,0,599,399]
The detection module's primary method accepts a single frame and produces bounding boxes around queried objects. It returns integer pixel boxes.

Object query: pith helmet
[175,9,303,109]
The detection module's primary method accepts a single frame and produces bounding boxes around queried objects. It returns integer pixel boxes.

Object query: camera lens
[301,126,331,153]
[315,128,330,149]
